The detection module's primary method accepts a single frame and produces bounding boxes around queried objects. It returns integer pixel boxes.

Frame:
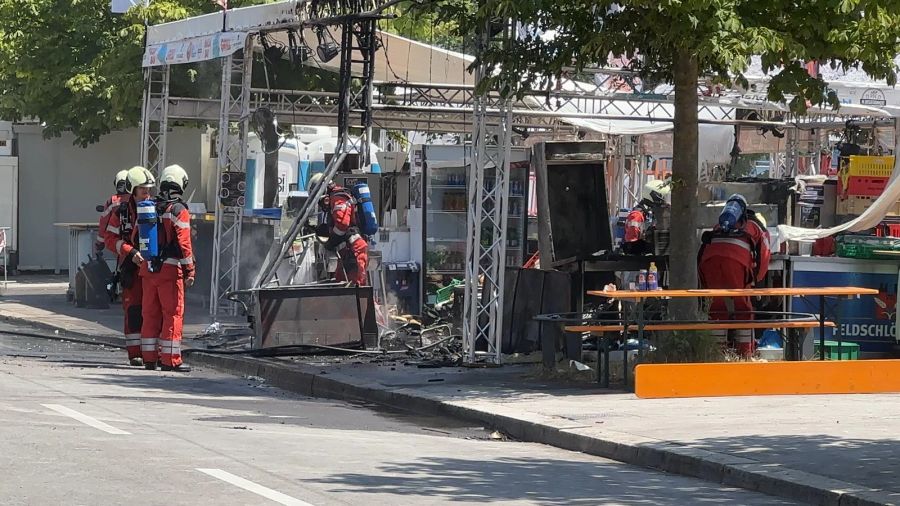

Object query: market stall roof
[144,1,475,86]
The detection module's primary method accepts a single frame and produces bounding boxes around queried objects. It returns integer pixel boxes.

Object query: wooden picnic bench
[555,286,878,389]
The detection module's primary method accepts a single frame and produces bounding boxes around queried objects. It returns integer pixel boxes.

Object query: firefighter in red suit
[698,194,771,358]
[308,173,369,286]
[96,169,130,255]
[623,180,670,255]
[103,166,155,366]
[140,165,195,372]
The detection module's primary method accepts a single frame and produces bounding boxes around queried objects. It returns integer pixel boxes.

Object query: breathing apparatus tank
[137,200,159,271]
[352,182,379,236]
[718,194,748,233]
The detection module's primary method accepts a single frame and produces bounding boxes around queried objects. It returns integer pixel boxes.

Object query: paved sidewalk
[0,275,236,343]
[3,275,900,505]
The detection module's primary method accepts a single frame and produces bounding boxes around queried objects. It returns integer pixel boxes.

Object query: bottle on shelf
[648,262,659,291]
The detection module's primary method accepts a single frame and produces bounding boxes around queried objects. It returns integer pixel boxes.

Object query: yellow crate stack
[836,156,898,216]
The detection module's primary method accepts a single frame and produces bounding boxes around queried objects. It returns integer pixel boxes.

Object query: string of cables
[255,32,296,155]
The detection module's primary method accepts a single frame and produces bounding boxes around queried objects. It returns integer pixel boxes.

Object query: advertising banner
[791,257,899,354]
[142,32,248,67]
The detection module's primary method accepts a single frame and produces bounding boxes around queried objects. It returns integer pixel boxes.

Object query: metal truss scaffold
[141,65,170,175]
[210,40,255,316]
[161,80,787,136]
[462,24,513,365]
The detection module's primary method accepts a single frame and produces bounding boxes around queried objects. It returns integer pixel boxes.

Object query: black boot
[144,361,159,371]
[161,363,191,373]
[129,357,144,367]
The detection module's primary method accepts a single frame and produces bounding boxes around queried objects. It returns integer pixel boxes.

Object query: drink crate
[835,234,900,259]
[838,175,889,197]
[814,340,860,360]
[841,155,895,178]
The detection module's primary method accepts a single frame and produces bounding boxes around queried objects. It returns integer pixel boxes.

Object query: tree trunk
[668,49,700,319]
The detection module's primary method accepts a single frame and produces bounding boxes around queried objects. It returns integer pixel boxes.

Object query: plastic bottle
[637,269,648,291]
[648,262,659,291]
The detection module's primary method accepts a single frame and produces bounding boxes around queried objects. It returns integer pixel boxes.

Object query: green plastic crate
[434,279,464,304]
[835,234,900,259]
[814,340,860,360]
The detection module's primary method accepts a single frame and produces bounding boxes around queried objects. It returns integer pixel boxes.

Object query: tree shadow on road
[304,455,795,505]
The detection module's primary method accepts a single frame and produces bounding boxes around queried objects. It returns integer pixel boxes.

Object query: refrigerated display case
[411,144,530,306]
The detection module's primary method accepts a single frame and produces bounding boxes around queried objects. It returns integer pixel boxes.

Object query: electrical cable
[183,334,459,357]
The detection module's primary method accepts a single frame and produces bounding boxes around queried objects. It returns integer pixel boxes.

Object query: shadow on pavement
[305,456,795,505]
[684,434,900,496]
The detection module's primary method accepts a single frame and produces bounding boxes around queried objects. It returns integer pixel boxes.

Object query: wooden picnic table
[579,286,879,388]
[586,287,879,299]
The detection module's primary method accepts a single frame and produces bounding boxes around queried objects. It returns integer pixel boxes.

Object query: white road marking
[41,404,131,435]
[196,468,314,506]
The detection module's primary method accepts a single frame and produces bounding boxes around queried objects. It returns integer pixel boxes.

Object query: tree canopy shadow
[304,455,796,505]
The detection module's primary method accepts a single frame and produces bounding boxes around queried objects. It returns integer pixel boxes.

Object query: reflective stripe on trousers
[158,339,181,356]
[141,337,158,353]
[125,334,142,348]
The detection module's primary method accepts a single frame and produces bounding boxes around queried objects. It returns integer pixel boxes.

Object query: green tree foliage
[381,0,471,52]
[441,0,900,305]
[0,0,268,146]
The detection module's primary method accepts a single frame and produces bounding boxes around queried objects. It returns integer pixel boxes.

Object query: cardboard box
[836,195,900,216]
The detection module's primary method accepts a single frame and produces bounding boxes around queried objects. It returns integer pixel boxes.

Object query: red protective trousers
[121,277,143,360]
[334,236,369,285]
[140,266,185,367]
[103,195,142,360]
[139,200,194,367]
[698,255,754,357]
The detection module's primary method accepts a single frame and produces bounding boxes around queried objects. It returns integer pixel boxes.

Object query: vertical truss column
[210,40,254,316]
[785,126,799,178]
[462,21,513,365]
[141,65,170,175]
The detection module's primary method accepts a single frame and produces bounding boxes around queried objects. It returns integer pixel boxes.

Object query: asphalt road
[0,324,796,505]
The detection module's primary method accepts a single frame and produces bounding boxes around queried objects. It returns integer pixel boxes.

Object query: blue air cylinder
[718,199,744,233]
[353,182,379,236]
[137,200,159,260]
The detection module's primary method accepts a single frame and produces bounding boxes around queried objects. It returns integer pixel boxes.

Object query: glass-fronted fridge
[410,144,530,307]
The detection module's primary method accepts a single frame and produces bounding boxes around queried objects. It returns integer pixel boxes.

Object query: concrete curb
[1,309,894,506]
[0,312,123,348]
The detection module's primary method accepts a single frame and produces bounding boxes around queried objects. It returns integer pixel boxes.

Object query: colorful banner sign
[142,32,248,67]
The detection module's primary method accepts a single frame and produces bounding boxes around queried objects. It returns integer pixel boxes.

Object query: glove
[323,235,342,251]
